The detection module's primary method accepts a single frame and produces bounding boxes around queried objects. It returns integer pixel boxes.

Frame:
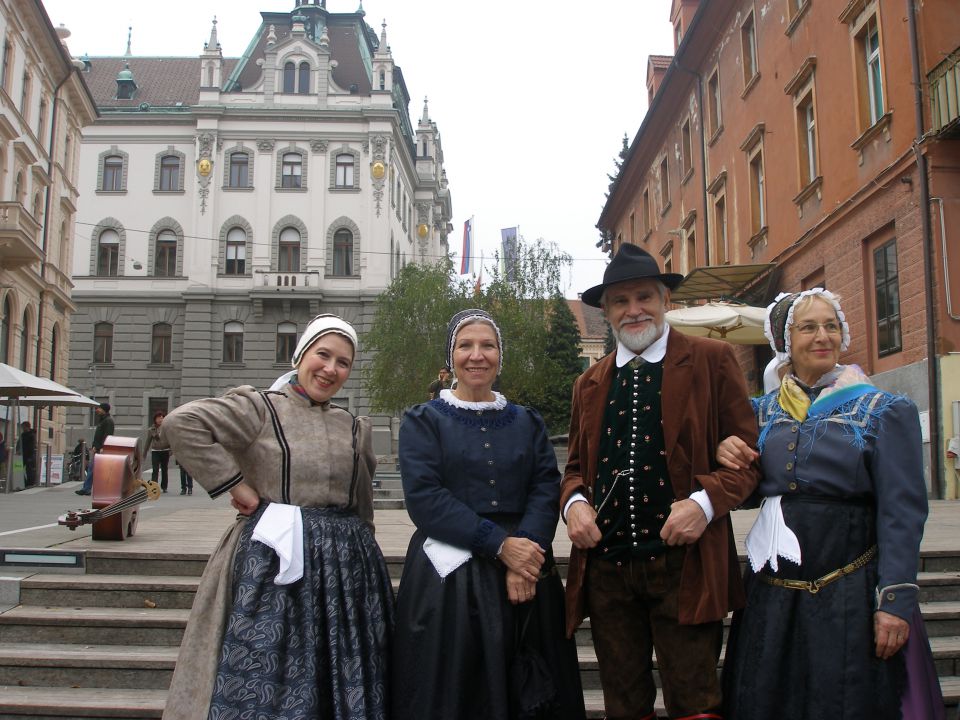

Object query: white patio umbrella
[665,301,768,345]
[0,363,89,493]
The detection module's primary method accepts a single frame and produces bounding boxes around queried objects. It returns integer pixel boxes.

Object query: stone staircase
[372,471,405,510]
[0,540,958,719]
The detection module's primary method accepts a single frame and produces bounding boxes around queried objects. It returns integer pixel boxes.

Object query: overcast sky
[42,0,674,297]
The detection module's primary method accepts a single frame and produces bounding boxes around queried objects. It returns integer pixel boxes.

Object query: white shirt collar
[615,323,670,367]
[438,388,508,411]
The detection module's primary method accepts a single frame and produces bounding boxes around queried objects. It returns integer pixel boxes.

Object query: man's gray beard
[613,321,662,354]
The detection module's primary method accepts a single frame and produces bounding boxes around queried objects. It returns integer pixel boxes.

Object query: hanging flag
[500,227,518,284]
[460,218,474,275]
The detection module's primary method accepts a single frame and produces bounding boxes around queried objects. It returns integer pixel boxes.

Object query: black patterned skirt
[723,495,905,720]
[392,527,586,720]
[208,504,395,720]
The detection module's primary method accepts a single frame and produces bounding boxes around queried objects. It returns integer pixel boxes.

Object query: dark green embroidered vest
[591,358,674,563]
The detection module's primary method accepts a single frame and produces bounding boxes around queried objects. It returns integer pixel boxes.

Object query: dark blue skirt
[392,527,585,720]
[208,504,395,720]
[723,495,905,720]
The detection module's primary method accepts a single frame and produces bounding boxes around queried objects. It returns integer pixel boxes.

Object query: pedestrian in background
[76,402,114,496]
[16,421,37,487]
[175,456,192,495]
[146,411,170,493]
[426,365,451,400]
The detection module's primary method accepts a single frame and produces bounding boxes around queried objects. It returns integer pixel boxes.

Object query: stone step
[0,686,166,719]
[85,551,207,578]
[19,575,198,610]
[0,643,176,690]
[373,487,405,500]
[373,498,406,510]
[0,606,189,646]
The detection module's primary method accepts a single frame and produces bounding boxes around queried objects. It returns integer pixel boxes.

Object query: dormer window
[282,60,311,94]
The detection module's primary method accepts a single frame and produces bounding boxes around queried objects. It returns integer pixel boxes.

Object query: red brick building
[600,0,960,496]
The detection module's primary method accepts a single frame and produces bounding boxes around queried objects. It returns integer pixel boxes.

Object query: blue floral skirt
[208,504,395,720]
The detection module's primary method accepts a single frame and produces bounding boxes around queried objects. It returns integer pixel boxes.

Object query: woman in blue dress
[392,309,585,720]
[718,289,942,720]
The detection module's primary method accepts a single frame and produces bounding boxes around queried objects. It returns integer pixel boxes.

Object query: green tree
[363,258,471,414]
[539,293,583,433]
[363,237,574,418]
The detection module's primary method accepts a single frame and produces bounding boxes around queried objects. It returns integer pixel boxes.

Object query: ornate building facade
[65,2,453,439]
[0,0,96,463]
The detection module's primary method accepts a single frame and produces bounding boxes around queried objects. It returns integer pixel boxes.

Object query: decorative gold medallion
[371,161,386,179]
[417,223,429,238]
[198,158,212,176]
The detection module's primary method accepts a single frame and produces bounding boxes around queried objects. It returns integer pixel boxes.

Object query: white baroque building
[66,1,452,436]
[0,0,96,463]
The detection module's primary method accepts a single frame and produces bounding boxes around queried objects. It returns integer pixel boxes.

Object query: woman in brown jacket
[161,315,393,720]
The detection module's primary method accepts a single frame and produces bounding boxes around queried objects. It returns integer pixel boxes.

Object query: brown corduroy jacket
[560,330,760,636]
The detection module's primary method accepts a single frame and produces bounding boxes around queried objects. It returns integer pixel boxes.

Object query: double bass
[58,435,161,540]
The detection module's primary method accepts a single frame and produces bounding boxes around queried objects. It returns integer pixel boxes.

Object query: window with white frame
[278,227,301,272]
[225,227,246,275]
[281,153,302,189]
[97,229,120,276]
[336,153,355,188]
[151,323,172,364]
[276,322,297,364]
[154,230,177,277]
[222,322,244,363]
[93,322,113,363]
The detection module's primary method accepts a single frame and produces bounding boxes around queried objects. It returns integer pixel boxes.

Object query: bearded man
[561,243,760,720]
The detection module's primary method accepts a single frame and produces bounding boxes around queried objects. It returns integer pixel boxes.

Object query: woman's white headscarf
[269,314,358,390]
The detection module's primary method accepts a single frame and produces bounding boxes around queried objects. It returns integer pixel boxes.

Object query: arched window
[229,152,249,187]
[18,307,29,370]
[333,229,353,276]
[225,227,246,275]
[32,192,42,221]
[151,323,172,364]
[278,227,301,272]
[298,62,310,94]
[283,62,295,93]
[223,321,244,363]
[97,229,120,276]
[335,153,354,188]
[0,296,9,364]
[102,155,123,191]
[281,153,302,188]
[14,171,23,203]
[154,229,177,277]
[159,155,181,191]
[379,69,385,90]
[276,321,297,364]
[93,322,113,364]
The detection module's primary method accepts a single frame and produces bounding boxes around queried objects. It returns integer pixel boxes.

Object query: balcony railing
[0,201,42,269]
[930,48,960,133]
[253,270,322,290]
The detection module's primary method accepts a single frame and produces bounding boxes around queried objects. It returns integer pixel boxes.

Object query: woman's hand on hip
[498,537,545,582]
[229,482,260,516]
[506,569,537,605]
[874,610,910,659]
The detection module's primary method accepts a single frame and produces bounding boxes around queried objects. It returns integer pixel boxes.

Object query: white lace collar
[438,388,508,411]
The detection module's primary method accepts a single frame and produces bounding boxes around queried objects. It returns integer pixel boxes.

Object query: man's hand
[660,498,708,546]
[874,610,909,659]
[498,537,545,583]
[716,435,758,470]
[506,569,537,605]
[566,500,602,549]
[229,482,260,516]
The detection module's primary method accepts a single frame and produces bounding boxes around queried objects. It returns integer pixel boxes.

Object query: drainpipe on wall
[906,0,942,498]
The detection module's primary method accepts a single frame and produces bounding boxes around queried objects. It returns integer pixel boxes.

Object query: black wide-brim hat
[581,243,684,307]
